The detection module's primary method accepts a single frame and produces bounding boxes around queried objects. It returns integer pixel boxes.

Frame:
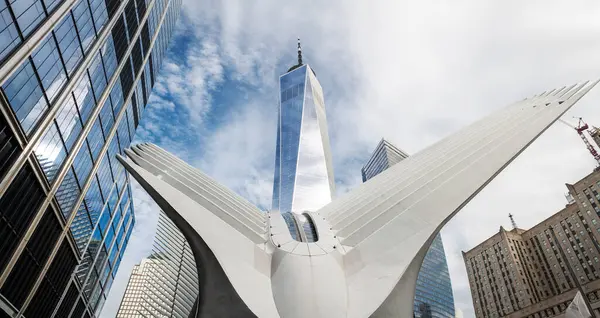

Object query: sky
[101,1,600,317]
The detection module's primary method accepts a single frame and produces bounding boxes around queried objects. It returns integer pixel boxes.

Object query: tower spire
[297,38,303,65]
[509,213,517,230]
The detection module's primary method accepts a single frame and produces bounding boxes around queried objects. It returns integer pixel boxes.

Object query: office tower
[115,259,150,317]
[362,138,454,318]
[116,211,199,317]
[0,0,181,315]
[464,169,600,318]
[361,138,409,182]
[271,40,335,215]
[118,81,597,317]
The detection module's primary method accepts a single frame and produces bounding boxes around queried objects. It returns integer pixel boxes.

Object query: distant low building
[464,169,600,317]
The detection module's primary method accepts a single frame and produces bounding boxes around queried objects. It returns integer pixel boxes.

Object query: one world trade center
[271,40,335,216]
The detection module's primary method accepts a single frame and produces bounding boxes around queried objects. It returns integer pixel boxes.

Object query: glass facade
[271,63,335,215]
[361,140,455,318]
[0,0,181,315]
[116,211,199,317]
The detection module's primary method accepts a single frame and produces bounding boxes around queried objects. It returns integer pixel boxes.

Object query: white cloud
[194,100,277,210]
[103,1,600,317]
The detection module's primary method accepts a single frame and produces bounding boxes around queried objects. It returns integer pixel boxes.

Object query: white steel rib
[117,80,598,318]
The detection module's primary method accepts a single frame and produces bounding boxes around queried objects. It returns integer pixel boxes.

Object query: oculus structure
[117,47,599,317]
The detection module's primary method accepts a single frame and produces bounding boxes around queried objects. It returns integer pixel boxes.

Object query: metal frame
[14,0,174,314]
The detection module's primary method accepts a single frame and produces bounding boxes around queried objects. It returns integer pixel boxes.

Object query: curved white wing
[317,81,599,317]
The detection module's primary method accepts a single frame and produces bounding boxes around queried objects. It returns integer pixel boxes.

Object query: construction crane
[558,117,600,166]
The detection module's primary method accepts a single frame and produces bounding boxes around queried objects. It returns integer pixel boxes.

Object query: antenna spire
[509,214,518,230]
[297,38,303,66]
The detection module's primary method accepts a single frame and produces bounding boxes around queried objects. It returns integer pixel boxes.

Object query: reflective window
[72,142,94,186]
[31,34,67,102]
[98,98,114,135]
[56,167,81,218]
[104,227,114,249]
[71,202,93,253]
[109,81,124,117]
[89,0,108,33]
[88,52,107,102]
[87,118,105,161]
[2,60,48,134]
[116,112,131,152]
[54,95,83,152]
[108,243,118,268]
[115,220,124,245]
[0,2,22,62]
[34,122,67,182]
[106,185,118,215]
[106,137,121,178]
[11,0,46,37]
[54,13,83,75]
[98,207,110,235]
[85,177,104,225]
[125,101,135,137]
[73,75,96,124]
[72,0,96,51]
[101,36,118,80]
[96,156,114,199]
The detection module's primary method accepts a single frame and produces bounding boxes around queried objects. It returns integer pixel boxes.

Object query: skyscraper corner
[0,0,182,315]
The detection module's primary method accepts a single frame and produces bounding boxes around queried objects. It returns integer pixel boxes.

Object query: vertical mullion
[69,10,86,58]
[27,56,53,129]
[50,31,70,81]
[84,0,98,36]
[2,0,25,41]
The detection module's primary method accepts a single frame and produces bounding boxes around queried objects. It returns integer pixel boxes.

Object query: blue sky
[101,2,600,317]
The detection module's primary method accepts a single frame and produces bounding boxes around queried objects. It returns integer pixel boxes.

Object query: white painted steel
[118,80,597,318]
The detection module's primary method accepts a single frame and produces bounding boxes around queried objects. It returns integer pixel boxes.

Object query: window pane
[73,75,96,124]
[54,95,83,152]
[31,36,67,102]
[10,0,46,37]
[54,12,83,75]
[72,142,93,185]
[2,60,48,134]
[71,202,93,253]
[72,0,96,52]
[88,52,107,102]
[0,2,21,62]
[34,122,67,183]
[55,167,81,218]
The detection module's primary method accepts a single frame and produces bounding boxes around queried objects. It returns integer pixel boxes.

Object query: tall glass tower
[0,0,181,315]
[362,139,455,318]
[271,40,335,215]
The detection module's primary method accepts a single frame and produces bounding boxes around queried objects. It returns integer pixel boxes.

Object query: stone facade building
[464,169,600,318]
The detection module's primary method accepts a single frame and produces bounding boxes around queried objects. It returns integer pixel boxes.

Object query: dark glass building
[362,139,455,318]
[0,0,181,315]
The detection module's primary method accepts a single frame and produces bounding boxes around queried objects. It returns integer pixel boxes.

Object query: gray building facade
[0,0,181,315]
[362,138,455,318]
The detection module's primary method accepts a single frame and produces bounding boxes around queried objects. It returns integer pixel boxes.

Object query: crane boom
[559,117,600,166]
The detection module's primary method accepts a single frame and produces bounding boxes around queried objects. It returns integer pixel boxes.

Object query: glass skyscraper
[116,211,199,317]
[362,139,455,318]
[271,40,335,216]
[0,0,181,315]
